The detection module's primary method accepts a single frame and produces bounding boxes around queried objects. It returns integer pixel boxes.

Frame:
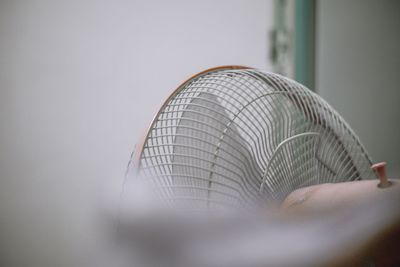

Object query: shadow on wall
[316,0,400,177]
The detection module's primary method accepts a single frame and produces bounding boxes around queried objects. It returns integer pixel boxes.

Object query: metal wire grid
[133,68,375,210]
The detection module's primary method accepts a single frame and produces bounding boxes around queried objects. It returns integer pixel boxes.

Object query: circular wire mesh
[129,67,376,210]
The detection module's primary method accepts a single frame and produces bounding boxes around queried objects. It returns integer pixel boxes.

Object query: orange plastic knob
[371,162,392,188]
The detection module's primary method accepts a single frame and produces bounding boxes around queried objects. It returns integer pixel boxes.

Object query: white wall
[316,0,400,177]
[0,0,272,266]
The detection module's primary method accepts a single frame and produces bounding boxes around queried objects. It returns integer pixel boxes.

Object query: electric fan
[127,66,376,210]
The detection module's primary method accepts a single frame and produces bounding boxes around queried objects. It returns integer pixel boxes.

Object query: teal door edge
[295,0,316,91]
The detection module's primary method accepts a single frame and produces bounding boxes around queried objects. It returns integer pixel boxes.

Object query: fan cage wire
[128,66,376,210]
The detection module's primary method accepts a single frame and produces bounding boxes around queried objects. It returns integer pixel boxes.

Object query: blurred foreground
[93,176,400,267]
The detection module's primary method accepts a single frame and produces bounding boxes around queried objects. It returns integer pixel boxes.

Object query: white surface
[316,0,400,177]
[0,0,272,266]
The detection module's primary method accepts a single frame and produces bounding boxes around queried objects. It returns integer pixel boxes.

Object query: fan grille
[131,67,375,210]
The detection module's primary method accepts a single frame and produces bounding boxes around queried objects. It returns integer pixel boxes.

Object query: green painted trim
[295,0,316,90]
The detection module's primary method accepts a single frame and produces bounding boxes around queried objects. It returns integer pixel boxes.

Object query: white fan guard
[127,66,376,210]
